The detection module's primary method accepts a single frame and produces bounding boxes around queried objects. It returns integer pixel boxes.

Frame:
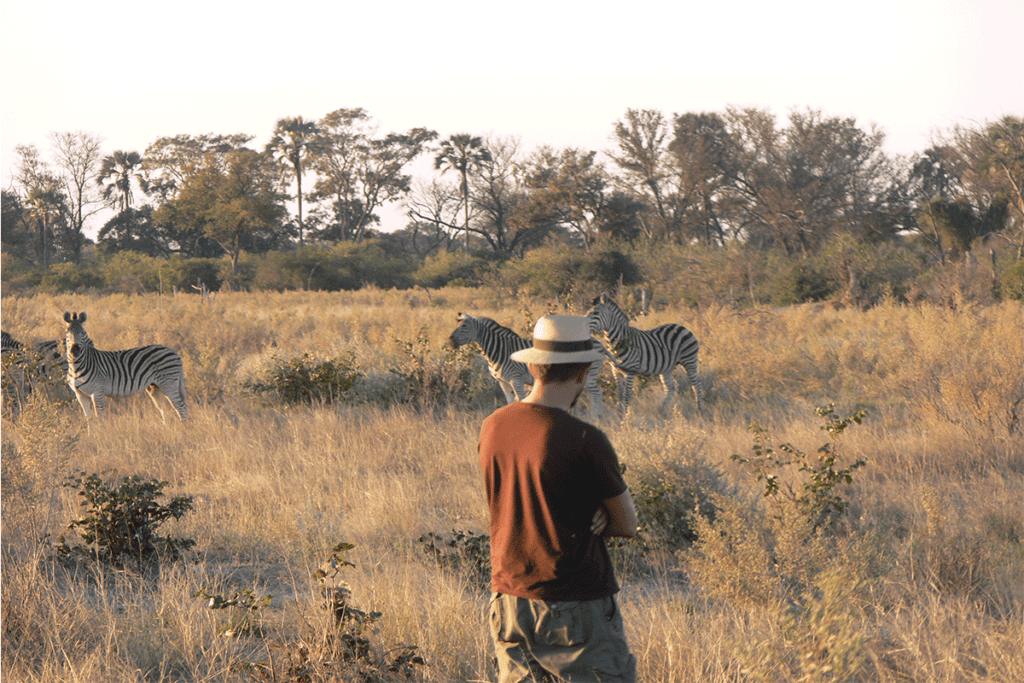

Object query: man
[478,314,639,683]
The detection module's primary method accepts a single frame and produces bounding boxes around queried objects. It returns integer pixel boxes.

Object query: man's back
[479,401,627,601]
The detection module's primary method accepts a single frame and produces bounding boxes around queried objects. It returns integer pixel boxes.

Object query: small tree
[58,470,195,568]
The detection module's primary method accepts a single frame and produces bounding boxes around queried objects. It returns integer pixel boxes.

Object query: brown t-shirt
[479,402,628,601]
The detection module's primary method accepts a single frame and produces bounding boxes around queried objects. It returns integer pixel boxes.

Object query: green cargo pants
[489,592,637,682]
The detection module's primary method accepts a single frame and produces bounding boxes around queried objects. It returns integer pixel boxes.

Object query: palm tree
[97,151,145,212]
[26,187,65,270]
[434,134,492,249]
[266,116,319,245]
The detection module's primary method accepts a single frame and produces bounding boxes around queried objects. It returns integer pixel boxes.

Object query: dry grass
[3,289,1023,682]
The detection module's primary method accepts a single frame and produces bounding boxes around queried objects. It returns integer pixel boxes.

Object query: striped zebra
[447,312,606,419]
[2,330,67,374]
[587,293,705,414]
[2,330,21,354]
[2,330,68,411]
[62,311,188,422]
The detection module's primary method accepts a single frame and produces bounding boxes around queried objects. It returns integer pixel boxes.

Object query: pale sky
[2,0,1021,236]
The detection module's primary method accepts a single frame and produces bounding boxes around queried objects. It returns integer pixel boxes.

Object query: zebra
[587,293,705,414]
[447,312,606,419]
[2,330,68,411]
[62,311,188,422]
[2,330,21,354]
[2,330,67,375]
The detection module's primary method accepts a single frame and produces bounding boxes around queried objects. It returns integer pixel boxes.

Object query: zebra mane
[592,293,630,323]
[476,316,526,341]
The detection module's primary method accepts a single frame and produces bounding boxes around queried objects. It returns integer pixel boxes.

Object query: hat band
[533,339,592,353]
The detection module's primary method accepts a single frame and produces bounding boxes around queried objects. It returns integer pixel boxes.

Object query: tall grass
[3,289,1022,682]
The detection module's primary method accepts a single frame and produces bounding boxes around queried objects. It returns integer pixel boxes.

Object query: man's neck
[522,380,584,412]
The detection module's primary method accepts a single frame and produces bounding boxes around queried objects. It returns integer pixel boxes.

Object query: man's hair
[530,362,592,383]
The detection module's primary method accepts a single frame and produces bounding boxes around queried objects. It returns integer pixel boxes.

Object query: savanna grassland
[2,288,1023,683]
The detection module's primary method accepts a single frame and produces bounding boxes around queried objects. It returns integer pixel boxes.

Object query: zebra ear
[78,312,87,323]
[64,312,73,323]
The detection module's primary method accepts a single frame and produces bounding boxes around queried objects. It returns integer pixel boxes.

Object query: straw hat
[510,315,606,365]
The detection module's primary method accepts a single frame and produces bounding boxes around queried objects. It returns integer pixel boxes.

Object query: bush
[411,250,491,288]
[731,404,868,531]
[245,353,362,405]
[161,256,223,293]
[625,456,724,554]
[37,261,105,293]
[387,327,499,410]
[686,404,870,607]
[490,243,643,308]
[251,243,416,291]
[417,529,491,589]
[55,470,196,568]
[240,541,426,681]
[0,253,43,292]
[757,258,834,306]
[101,251,163,294]
[1001,259,1024,301]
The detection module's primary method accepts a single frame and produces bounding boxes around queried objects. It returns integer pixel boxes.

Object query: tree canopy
[3,108,1021,299]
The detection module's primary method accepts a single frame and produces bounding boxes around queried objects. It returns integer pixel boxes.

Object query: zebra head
[587,292,628,337]
[63,311,91,361]
[447,312,480,349]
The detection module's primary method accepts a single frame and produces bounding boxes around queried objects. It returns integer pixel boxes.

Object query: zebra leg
[512,378,532,402]
[146,385,170,423]
[682,359,704,414]
[67,380,95,419]
[151,380,188,421]
[613,367,635,412]
[91,391,107,418]
[585,361,603,420]
[177,375,189,420]
[659,371,677,412]
[498,380,518,404]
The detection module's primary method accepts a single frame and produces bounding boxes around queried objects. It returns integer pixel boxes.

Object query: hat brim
[510,347,607,365]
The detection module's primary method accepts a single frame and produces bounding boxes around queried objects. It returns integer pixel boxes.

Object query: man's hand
[591,505,609,535]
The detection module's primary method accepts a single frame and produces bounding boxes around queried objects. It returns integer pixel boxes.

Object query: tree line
[2,107,1022,301]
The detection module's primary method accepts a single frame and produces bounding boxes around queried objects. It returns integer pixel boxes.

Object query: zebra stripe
[587,293,704,414]
[447,312,606,419]
[2,330,23,354]
[63,311,188,421]
[2,331,68,411]
[2,331,67,373]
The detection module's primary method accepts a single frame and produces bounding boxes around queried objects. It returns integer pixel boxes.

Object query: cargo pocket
[489,593,510,643]
[533,600,590,647]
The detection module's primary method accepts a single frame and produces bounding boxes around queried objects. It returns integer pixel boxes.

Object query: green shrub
[757,259,834,306]
[251,243,415,291]
[490,243,581,300]
[686,404,871,609]
[411,250,491,288]
[160,256,223,293]
[245,353,362,405]
[195,587,273,637]
[0,253,43,291]
[1001,259,1024,301]
[55,470,195,568]
[625,456,724,554]
[731,404,867,531]
[101,251,163,294]
[417,529,491,589]
[388,327,499,410]
[239,541,426,681]
[38,261,105,293]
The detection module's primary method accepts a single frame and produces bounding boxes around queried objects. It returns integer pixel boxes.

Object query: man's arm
[591,490,638,538]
